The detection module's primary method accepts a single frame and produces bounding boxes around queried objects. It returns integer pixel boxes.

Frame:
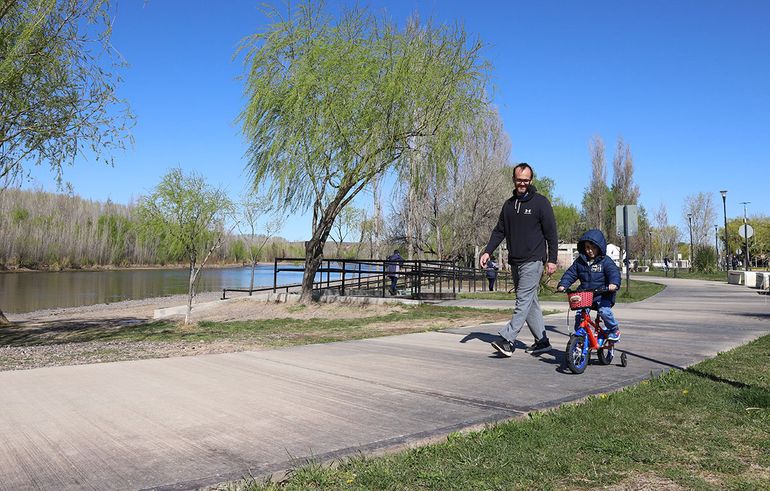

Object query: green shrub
[11,207,29,224]
[693,245,717,273]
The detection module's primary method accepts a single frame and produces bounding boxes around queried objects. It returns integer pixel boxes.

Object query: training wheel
[620,352,628,367]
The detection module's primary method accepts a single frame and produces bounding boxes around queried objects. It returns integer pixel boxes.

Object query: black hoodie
[484,184,558,265]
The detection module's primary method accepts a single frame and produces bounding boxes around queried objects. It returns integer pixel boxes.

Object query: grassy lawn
[0,305,511,348]
[239,334,770,490]
[460,278,665,304]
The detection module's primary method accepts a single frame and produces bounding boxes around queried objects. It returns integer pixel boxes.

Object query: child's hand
[608,284,618,291]
[557,286,565,292]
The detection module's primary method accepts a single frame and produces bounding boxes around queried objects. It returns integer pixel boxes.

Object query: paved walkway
[1,277,769,490]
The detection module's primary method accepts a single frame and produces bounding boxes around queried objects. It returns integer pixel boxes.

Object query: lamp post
[720,190,728,279]
[687,213,694,273]
[714,224,719,270]
[648,230,652,268]
[740,201,750,271]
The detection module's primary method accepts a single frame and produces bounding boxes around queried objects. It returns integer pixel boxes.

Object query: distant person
[664,257,670,272]
[485,259,499,291]
[385,249,404,295]
[557,229,622,341]
[479,162,558,357]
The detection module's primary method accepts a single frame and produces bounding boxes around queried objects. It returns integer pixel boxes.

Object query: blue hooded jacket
[558,229,621,308]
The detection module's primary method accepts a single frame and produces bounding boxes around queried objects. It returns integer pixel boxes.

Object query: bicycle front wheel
[565,334,589,374]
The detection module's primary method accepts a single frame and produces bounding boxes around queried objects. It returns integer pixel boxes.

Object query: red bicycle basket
[567,291,593,310]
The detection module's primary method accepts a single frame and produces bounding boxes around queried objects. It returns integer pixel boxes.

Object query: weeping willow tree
[238,1,489,301]
[0,0,133,323]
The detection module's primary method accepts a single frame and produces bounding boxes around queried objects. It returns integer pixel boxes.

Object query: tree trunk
[185,261,195,324]
[249,260,256,292]
[300,206,340,303]
[300,236,326,303]
[0,309,9,325]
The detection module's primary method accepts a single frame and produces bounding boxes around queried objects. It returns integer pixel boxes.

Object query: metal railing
[222,257,514,300]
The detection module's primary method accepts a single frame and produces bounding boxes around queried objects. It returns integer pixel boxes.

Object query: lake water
[0,263,375,314]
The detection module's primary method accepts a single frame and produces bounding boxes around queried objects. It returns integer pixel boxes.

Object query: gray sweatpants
[499,261,547,344]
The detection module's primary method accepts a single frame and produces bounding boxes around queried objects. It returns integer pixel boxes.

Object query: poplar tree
[239,2,488,301]
[582,135,609,237]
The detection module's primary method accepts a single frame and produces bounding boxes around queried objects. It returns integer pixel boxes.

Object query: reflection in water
[0,263,375,314]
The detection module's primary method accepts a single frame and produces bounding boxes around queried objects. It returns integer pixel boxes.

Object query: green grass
[0,305,510,348]
[237,335,770,490]
[460,278,665,304]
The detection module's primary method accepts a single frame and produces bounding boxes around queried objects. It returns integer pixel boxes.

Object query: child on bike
[557,229,622,341]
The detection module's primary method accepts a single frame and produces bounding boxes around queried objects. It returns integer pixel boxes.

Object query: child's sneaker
[606,328,620,342]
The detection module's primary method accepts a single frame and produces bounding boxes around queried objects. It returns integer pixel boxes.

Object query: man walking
[479,163,558,357]
[385,249,404,295]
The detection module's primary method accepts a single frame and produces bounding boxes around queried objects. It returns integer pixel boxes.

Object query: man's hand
[608,284,618,291]
[479,252,490,269]
[545,262,557,275]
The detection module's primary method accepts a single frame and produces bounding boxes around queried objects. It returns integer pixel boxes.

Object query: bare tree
[239,193,281,293]
[370,176,385,259]
[354,209,376,259]
[582,135,609,237]
[388,108,511,264]
[609,137,644,255]
[654,203,669,229]
[446,109,512,262]
[683,193,717,248]
[610,136,640,206]
[651,203,680,263]
[330,206,363,258]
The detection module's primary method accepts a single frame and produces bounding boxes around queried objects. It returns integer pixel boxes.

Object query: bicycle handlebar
[559,288,612,294]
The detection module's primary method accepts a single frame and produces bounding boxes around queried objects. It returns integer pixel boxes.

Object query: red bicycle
[563,288,627,374]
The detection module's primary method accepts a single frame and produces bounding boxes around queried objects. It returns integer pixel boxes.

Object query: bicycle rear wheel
[565,334,589,374]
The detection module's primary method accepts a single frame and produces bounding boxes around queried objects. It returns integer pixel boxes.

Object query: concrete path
[1,277,769,490]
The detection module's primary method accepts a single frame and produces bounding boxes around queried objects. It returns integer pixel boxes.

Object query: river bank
[0,261,270,274]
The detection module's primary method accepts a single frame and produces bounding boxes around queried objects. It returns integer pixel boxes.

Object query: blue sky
[24,0,770,240]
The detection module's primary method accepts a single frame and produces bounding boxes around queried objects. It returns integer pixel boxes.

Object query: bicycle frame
[575,307,605,351]
[564,288,627,373]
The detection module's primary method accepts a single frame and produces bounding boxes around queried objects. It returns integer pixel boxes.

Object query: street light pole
[740,201,750,271]
[720,190,728,279]
[714,224,719,270]
[648,230,652,268]
[687,213,694,273]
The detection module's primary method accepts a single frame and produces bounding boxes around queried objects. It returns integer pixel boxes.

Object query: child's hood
[577,229,608,257]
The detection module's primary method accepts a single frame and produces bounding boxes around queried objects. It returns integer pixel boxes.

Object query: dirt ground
[7,291,408,327]
[0,293,424,371]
